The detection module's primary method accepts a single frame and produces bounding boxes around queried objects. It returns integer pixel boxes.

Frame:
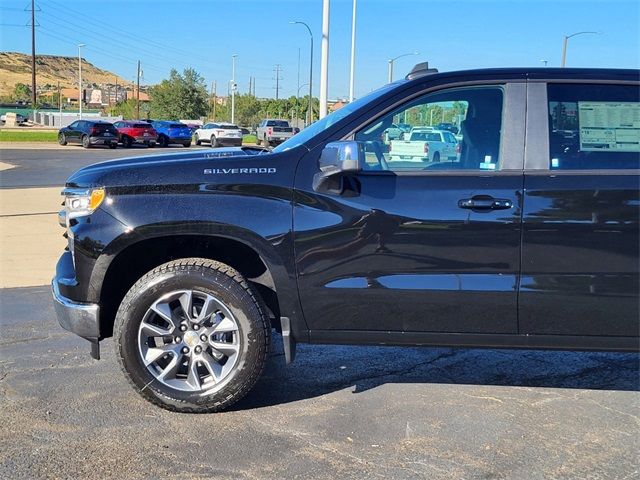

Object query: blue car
[150,121,193,148]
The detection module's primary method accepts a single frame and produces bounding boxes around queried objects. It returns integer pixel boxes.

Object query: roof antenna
[406,62,439,80]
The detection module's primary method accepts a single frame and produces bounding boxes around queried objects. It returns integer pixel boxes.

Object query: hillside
[0,52,129,96]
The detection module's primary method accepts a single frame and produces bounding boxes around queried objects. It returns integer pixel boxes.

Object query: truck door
[293,82,526,335]
[521,81,640,338]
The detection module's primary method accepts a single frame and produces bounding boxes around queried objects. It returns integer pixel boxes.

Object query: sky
[1,0,639,100]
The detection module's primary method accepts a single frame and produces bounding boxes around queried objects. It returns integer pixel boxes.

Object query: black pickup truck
[53,65,640,412]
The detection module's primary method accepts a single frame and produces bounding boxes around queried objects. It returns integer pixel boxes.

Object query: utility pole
[78,43,85,119]
[58,81,61,127]
[210,80,217,120]
[136,60,141,119]
[349,0,357,103]
[30,0,36,108]
[319,0,330,118]
[273,64,282,100]
[231,54,237,124]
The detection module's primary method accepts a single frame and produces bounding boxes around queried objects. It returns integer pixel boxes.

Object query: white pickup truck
[388,128,459,163]
[256,119,295,147]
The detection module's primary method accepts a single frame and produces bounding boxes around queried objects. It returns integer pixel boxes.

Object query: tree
[149,68,208,120]
[13,83,31,101]
[109,99,137,119]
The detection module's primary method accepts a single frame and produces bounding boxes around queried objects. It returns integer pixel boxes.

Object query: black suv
[58,120,119,149]
[52,66,640,412]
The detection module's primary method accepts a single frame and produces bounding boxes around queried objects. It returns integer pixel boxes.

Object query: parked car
[150,121,192,148]
[113,120,158,148]
[388,128,459,163]
[256,119,294,146]
[52,66,639,413]
[1,112,26,124]
[57,120,119,149]
[194,122,243,147]
[383,123,408,142]
[435,122,459,134]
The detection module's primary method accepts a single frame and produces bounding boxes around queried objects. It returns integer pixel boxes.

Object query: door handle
[458,196,513,210]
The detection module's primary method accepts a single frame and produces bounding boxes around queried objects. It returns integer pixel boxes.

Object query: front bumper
[52,256,101,360]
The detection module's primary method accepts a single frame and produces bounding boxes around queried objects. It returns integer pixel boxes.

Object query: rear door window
[548,84,639,170]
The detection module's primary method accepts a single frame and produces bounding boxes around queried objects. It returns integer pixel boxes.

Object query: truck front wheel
[114,258,270,413]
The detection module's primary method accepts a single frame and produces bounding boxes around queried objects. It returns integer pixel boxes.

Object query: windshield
[272,82,402,153]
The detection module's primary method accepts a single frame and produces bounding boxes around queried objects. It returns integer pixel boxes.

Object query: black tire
[148,142,156,148]
[256,136,262,146]
[211,136,219,148]
[158,135,168,148]
[122,136,132,148]
[263,135,270,147]
[114,258,270,413]
[195,134,201,146]
[81,135,91,148]
[58,133,67,146]
[433,152,440,163]
[183,141,191,148]
[109,142,117,149]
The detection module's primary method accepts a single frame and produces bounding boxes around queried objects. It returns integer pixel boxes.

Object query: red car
[113,121,158,148]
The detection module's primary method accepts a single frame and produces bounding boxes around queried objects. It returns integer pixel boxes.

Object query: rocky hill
[0,52,129,96]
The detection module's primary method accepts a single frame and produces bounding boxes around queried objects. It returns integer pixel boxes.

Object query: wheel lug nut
[193,324,200,330]
[182,346,189,354]
[175,336,181,343]
[180,325,187,332]
[200,334,207,342]
[195,346,202,354]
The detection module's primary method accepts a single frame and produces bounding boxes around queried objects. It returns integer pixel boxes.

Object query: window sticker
[578,101,640,152]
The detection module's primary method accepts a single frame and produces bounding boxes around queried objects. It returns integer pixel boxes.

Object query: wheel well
[99,235,280,338]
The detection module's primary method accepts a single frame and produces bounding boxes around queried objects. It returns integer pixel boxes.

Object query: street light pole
[77,43,85,119]
[296,82,309,127]
[561,31,600,67]
[290,21,313,125]
[387,52,419,83]
[319,0,330,119]
[348,0,357,103]
[231,54,237,124]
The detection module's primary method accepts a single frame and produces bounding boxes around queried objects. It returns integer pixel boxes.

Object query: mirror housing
[313,141,365,194]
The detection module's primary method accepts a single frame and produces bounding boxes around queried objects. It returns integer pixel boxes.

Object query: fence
[34,111,123,128]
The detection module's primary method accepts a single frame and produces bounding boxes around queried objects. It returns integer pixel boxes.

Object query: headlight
[63,187,106,219]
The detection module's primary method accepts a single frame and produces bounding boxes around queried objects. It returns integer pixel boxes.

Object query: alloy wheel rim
[137,289,241,393]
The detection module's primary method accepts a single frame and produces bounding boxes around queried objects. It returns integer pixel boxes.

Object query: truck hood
[65,148,288,189]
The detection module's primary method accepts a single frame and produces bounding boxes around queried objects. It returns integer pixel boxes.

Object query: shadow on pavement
[234,332,640,411]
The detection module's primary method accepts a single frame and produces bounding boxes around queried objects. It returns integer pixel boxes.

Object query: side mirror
[313,141,364,194]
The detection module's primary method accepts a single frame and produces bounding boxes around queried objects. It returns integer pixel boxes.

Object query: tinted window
[266,120,289,127]
[355,86,503,172]
[69,121,79,128]
[217,124,240,130]
[548,83,639,170]
[169,123,185,128]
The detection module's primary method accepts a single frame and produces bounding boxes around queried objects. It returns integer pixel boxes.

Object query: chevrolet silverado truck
[388,128,459,163]
[53,65,640,412]
[256,119,295,146]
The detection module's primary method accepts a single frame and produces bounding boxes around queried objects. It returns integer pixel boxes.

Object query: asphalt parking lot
[1,144,639,479]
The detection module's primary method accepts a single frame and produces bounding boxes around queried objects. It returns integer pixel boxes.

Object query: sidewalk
[0,187,65,288]
[0,142,67,150]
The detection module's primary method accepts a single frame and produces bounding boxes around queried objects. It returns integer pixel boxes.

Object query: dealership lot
[0,145,639,479]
